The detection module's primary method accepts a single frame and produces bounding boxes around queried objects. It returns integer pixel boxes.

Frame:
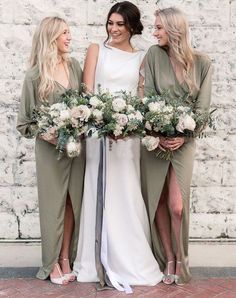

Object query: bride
[73,1,163,292]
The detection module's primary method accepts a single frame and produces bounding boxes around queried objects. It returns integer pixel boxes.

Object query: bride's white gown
[73,43,163,289]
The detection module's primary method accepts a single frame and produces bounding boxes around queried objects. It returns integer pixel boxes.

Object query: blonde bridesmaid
[17,17,85,285]
[141,7,213,285]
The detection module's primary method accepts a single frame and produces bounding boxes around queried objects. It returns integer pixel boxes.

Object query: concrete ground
[1,241,236,269]
[0,242,236,297]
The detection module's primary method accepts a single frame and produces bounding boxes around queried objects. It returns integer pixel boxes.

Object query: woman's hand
[39,134,57,146]
[164,137,185,151]
[158,136,168,151]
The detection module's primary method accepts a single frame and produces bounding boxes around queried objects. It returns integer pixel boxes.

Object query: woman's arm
[195,57,213,113]
[144,47,157,96]
[16,75,37,138]
[164,57,213,151]
[138,58,145,98]
[82,43,99,93]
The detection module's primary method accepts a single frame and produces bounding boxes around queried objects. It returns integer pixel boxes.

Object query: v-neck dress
[16,57,86,280]
[141,45,213,284]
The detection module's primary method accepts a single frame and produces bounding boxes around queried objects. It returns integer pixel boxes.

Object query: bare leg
[168,165,183,277]
[155,180,175,282]
[59,194,75,275]
[49,194,75,284]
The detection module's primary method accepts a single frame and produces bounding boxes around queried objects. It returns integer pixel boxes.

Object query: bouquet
[87,89,145,139]
[141,92,216,160]
[32,89,91,159]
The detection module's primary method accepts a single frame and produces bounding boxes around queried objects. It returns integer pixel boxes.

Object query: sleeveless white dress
[73,43,163,291]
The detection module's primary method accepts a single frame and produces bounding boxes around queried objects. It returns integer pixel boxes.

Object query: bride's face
[107,13,131,44]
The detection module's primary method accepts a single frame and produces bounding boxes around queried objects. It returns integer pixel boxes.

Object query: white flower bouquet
[86,89,145,139]
[141,92,216,160]
[32,89,91,159]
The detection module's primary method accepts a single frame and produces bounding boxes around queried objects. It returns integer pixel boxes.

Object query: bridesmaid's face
[56,23,71,55]
[107,13,131,44]
[153,16,168,47]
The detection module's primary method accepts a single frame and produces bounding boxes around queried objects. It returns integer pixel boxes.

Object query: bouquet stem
[155,149,173,160]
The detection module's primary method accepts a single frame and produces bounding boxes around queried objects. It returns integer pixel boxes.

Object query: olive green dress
[16,57,86,280]
[141,45,212,284]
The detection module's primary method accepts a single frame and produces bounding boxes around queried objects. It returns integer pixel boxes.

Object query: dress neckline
[105,43,140,55]
[54,62,72,90]
[161,47,186,88]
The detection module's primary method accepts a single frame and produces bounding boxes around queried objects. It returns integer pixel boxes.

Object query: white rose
[183,114,196,131]
[176,114,196,133]
[66,139,81,158]
[141,97,148,104]
[134,110,143,121]
[128,113,135,121]
[145,121,152,130]
[76,105,91,121]
[148,102,160,112]
[89,96,102,107]
[59,109,71,121]
[114,113,128,127]
[93,109,103,123]
[142,136,159,151]
[112,98,126,112]
[71,106,81,119]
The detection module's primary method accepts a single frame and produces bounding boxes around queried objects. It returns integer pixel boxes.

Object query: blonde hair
[29,16,69,101]
[155,7,197,94]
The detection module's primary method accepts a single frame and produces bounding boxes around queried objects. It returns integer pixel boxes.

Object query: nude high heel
[59,258,76,282]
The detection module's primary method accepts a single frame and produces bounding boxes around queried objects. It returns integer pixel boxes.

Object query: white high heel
[50,263,69,285]
[174,261,184,286]
[162,260,175,285]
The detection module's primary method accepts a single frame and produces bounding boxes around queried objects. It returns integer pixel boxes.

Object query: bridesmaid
[141,7,212,285]
[16,16,85,284]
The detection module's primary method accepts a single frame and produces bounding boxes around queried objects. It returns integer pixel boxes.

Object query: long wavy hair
[29,16,69,101]
[155,7,197,94]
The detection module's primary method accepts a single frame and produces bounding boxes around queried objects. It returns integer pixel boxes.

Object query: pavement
[0,242,236,297]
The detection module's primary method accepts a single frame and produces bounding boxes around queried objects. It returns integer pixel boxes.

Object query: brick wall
[0,0,235,240]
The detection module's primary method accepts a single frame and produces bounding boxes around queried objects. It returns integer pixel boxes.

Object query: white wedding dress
[73,43,163,291]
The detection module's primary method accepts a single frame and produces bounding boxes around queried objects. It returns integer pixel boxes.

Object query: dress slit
[141,144,195,283]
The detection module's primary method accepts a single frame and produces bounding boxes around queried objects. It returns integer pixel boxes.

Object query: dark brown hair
[104,1,143,43]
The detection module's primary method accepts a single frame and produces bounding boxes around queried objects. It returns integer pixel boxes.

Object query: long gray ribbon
[95,137,105,286]
[95,137,133,294]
